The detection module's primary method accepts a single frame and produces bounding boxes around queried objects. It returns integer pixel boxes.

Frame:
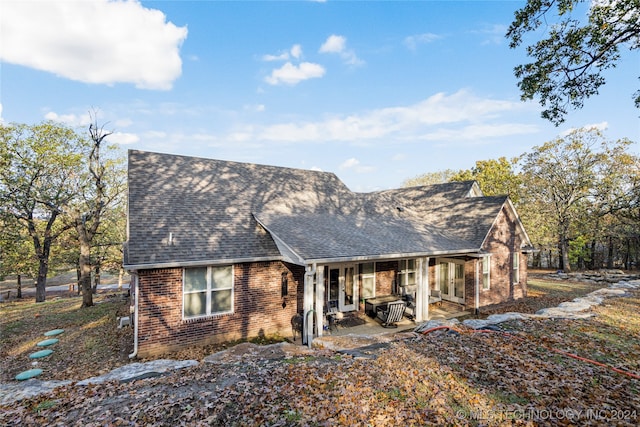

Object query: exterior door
[438,260,465,304]
[329,265,357,312]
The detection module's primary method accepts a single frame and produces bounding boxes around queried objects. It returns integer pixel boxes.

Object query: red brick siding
[375,261,397,296]
[477,206,527,307]
[136,261,304,357]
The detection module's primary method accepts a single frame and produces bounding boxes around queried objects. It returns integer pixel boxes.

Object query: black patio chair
[375,300,406,328]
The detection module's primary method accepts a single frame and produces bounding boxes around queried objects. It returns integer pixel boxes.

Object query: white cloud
[340,158,360,169]
[254,90,535,142]
[320,35,346,54]
[339,157,375,173]
[421,123,540,142]
[115,118,134,128]
[473,24,508,46]
[262,52,291,62]
[0,0,187,90]
[263,44,303,62]
[264,62,326,85]
[256,90,531,142]
[290,44,303,59]
[404,33,442,50]
[310,166,324,172]
[0,103,3,123]
[110,132,139,145]
[45,111,93,126]
[319,34,363,66]
[560,121,609,136]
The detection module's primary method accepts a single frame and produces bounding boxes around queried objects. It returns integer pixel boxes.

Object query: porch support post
[415,257,429,322]
[303,264,317,346]
[315,265,325,338]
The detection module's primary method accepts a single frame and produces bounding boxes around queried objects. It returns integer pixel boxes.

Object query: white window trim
[183,265,234,320]
[513,252,520,284]
[398,259,417,292]
[359,262,376,299]
[482,256,491,291]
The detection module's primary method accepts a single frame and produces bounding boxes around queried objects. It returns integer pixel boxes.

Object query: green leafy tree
[0,122,86,302]
[402,169,459,187]
[450,157,523,203]
[520,128,631,271]
[0,215,37,298]
[507,0,640,125]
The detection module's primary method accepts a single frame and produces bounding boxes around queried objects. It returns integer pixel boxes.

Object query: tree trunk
[16,274,22,299]
[35,255,48,303]
[559,237,571,273]
[118,268,124,290]
[92,265,100,294]
[607,236,614,269]
[79,233,94,307]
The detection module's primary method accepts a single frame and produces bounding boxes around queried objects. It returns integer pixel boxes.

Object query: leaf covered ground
[1,277,639,426]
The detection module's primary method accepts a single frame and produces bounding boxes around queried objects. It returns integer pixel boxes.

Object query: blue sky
[1,0,638,191]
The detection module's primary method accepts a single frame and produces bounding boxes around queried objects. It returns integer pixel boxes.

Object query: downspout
[128,273,139,359]
[303,263,317,348]
[474,259,480,315]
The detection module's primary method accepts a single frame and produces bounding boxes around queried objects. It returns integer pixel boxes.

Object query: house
[124,150,533,357]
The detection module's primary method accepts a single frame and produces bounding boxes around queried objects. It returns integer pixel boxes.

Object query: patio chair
[376,300,406,328]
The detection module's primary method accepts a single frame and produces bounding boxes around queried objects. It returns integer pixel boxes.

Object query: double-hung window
[183,265,233,319]
[512,252,520,284]
[398,259,416,288]
[482,256,490,290]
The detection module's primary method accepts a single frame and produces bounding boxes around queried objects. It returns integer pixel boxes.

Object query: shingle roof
[125,150,352,267]
[125,151,507,268]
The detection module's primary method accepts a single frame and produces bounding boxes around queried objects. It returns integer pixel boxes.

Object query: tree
[520,128,630,272]
[65,118,126,307]
[0,215,37,298]
[0,122,86,302]
[507,0,640,125]
[450,157,523,203]
[402,169,458,187]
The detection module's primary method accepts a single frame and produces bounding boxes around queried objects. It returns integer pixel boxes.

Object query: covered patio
[306,299,470,340]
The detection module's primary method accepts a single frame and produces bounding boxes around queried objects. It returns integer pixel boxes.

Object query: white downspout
[128,273,139,359]
[474,259,480,315]
[303,263,317,347]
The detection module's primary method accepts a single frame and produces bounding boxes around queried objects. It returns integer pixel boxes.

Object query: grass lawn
[1,273,638,426]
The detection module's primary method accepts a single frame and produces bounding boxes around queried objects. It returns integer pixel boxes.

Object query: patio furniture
[375,300,406,328]
[364,295,399,317]
[430,289,442,306]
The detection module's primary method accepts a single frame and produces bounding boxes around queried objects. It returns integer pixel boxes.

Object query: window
[359,262,375,299]
[482,257,490,290]
[183,265,233,319]
[512,252,520,284]
[398,259,416,288]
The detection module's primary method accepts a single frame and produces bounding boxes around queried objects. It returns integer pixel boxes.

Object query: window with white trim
[482,257,490,290]
[512,252,520,284]
[359,262,376,299]
[183,265,233,319]
[398,259,416,288]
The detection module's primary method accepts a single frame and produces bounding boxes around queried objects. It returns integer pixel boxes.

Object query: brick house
[124,150,533,357]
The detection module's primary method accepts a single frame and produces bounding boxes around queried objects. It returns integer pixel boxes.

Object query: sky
[1,0,638,192]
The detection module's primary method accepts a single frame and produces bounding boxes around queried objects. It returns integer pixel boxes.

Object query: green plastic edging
[36,338,59,347]
[29,349,54,359]
[15,369,43,381]
[44,329,65,337]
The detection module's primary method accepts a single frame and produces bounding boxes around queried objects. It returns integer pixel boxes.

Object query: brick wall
[136,261,304,357]
[375,261,397,296]
[477,205,527,307]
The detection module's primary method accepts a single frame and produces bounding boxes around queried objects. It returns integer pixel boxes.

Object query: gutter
[128,273,139,359]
